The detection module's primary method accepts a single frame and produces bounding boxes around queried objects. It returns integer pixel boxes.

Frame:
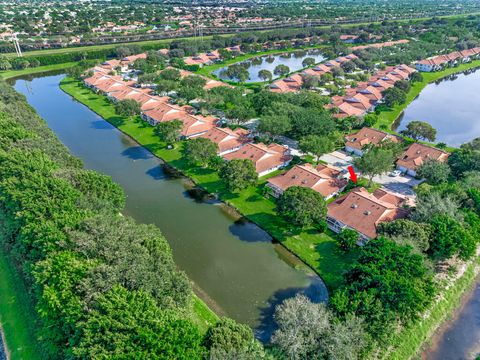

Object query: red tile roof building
[200,127,251,155]
[396,143,449,176]
[416,47,480,72]
[345,127,401,155]
[327,187,409,241]
[223,142,293,176]
[267,163,347,199]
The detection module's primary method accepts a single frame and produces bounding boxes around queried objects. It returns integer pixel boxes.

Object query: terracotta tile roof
[139,95,169,111]
[369,78,394,90]
[337,102,365,117]
[327,187,409,238]
[345,127,401,150]
[121,53,147,64]
[358,85,383,101]
[267,163,347,198]
[345,93,372,110]
[200,127,250,153]
[396,143,449,172]
[184,50,221,66]
[223,142,292,174]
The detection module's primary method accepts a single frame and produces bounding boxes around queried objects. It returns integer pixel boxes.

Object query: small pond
[395,68,480,147]
[213,49,325,83]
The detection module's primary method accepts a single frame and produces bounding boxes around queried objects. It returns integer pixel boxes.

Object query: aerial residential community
[1,1,480,360]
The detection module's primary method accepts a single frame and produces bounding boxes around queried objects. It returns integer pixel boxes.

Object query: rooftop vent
[364,210,372,215]
[351,204,358,209]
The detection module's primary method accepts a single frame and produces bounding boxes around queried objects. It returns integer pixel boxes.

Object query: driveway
[320,150,421,197]
[319,150,353,169]
[372,173,423,197]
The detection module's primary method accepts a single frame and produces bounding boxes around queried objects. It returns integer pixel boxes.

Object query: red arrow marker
[348,165,357,183]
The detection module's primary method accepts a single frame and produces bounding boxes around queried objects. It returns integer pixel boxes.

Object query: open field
[60,77,357,291]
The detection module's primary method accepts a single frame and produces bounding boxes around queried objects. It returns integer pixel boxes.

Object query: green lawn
[0,62,78,80]
[191,294,219,333]
[374,60,480,131]
[0,246,44,360]
[60,77,356,291]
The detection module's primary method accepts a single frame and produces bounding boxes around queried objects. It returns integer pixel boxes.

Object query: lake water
[213,50,325,83]
[395,69,480,147]
[12,73,328,341]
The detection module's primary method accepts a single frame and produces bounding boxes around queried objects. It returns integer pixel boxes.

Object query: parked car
[389,170,402,177]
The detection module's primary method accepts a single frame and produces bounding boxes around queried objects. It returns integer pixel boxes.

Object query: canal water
[395,69,480,147]
[0,329,5,360]
[213,49,325,83]
[423,282,480,360]
[12,73,328,341]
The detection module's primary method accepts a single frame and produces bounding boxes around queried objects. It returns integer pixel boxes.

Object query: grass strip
[0,62,78,80]
[0,245,44,360]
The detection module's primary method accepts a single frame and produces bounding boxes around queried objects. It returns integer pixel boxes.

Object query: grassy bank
[191,295,218,332]
[60,77,356,291]
[374,60,480,130]
[0,245,44,360]
[0,62,78,80]
[384,256,480,360]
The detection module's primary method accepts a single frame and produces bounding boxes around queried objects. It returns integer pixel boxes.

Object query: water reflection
[214,49,325,83]
[395,68,480,147]
[13,73,329,337]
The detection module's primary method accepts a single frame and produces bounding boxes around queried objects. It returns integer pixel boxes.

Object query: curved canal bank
[13,73,328,342]
[422,279,480,360]
[52,73,480,359]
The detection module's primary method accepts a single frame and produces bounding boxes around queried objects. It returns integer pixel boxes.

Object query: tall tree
[331,238,435,340]
[182,137,218,167]
[258,69,273,82]
[115,99,141,117]
[401,121,437,142]
[273,64,290,76]
[353,147,395,186]
[154,120,183,145]
[416,159,451,184]
[299,135,335,164]
[277,186,327,228]
[220,159,257,192]
[257,115,291,141]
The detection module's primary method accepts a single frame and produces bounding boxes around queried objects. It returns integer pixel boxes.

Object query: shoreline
[421,276,480,359]
[57,77,327,286]
[58,76,352,292]
[373,60,480,133]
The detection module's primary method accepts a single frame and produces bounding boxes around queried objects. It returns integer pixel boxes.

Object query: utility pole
[12,33,22,57]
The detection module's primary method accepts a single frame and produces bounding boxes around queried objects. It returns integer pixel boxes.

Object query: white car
[389,170,402,177]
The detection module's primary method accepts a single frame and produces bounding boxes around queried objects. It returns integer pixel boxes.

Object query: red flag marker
[348,165,357,183]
